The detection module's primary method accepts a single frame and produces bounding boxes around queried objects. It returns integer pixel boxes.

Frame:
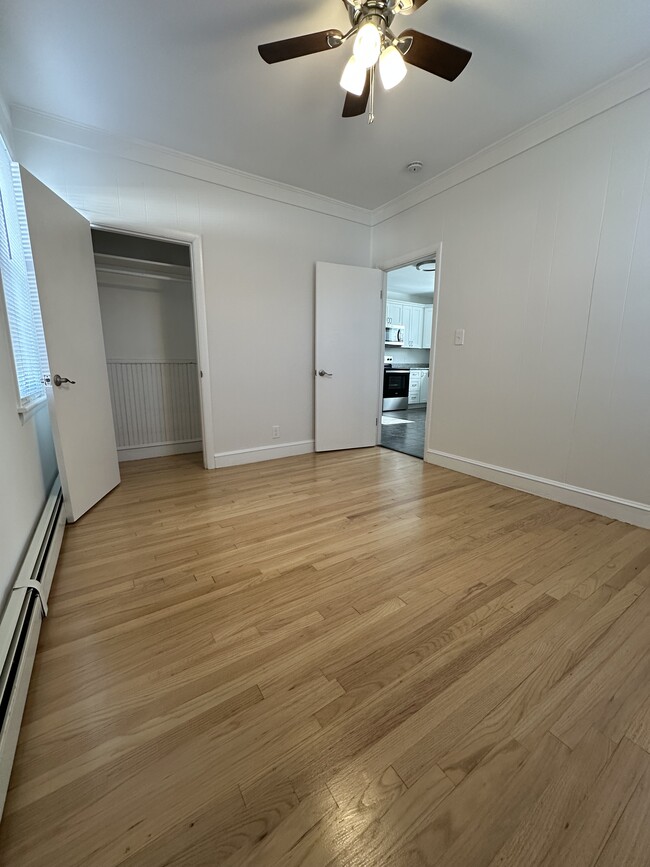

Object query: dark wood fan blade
[412,0,430,9]
[258,30,343,64]
[342,71,370,117]
[399,29,471,81]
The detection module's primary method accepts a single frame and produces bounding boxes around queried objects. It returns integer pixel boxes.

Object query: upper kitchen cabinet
[385,301,403,326]
[402,303,424,348]
[385,299,432,348]
[422,305,433,350]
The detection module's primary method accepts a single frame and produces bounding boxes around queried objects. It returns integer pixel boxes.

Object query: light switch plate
[454,329,465,346]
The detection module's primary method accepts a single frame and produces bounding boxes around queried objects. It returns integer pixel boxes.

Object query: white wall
[387,347,430,366]
[0,286,57,611]
[13,123,372,462]
[0,95,58,611]
[9,82,650,524]
[98,279,197,361]
[374,88,650,520]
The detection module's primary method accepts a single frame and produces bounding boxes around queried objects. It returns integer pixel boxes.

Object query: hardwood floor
[1,448,649,866]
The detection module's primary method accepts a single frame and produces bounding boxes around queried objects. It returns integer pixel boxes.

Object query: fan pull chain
[368,64,375,124]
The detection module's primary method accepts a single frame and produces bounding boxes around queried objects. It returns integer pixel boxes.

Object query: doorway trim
[375,242,442,463]
[91,222,216,470]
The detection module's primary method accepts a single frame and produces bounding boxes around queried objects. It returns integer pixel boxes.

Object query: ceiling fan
[258,0,472,123]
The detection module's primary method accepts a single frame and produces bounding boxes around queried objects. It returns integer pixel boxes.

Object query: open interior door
[20,168,120,522]
[315,261,383,452]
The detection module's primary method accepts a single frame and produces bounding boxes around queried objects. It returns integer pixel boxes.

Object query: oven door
[383,369,410,411]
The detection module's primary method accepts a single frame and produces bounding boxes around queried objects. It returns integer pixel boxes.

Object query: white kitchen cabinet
[408,369,423,404]
[419,369,430,404]
[385,301,403,326]
[402,303,424,348]
[386,299,432,347]
[407,368,430,405]
[422,305,433,349]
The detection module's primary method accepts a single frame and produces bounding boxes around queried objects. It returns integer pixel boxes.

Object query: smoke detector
[406,161,423,173]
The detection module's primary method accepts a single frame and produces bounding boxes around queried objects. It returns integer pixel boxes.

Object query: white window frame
[0,139,49,418]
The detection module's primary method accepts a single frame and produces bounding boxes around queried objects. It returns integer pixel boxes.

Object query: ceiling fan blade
[342,71,370,118]
[399,29,471,81]
[258,30,343,64]
[412,0,430,8]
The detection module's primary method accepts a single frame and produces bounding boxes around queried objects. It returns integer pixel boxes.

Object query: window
[0,137,48,411]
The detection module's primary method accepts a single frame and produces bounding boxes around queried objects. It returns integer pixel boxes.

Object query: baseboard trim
[0,477,64,819]
[426,449,650,529]
[117,441,202,462]
[214,440,315,468]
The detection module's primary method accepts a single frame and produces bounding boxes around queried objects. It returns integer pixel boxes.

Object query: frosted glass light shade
[340,55,367,95]
[379,45,407,90]
[353,22,382,68]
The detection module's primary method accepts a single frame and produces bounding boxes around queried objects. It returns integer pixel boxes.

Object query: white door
[20,168,120,521]
[315,261,383,452]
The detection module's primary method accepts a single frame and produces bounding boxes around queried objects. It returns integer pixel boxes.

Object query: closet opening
[91,229,207,466]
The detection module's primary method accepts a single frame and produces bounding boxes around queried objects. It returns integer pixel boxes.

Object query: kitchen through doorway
[380,260,435,459]
[91,229,206,464]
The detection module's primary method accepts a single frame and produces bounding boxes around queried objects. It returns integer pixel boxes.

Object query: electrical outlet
[272,425,280,439]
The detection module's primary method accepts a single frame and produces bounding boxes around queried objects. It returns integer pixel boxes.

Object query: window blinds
[0,141,48,408]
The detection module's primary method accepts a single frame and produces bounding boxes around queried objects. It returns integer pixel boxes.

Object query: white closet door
[20,167,120,521]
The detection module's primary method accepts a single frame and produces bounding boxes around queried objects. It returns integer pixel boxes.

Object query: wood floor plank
[0,449,648,866]
[594,752,650,867]
[624,691,650,754]
[386,734,568,867]
[223,788,338,867]
[327,762,455,867]
[536,737,650,867]
[486,727,615,866]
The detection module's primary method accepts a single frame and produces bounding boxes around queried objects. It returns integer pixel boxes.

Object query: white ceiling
[387,264,435,297]
[1,0,650,209]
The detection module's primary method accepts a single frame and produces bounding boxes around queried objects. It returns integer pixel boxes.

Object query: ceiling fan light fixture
[340,55,367,95]
[353,21,382,68]
[379,45,407,90]
[396,0,415,14]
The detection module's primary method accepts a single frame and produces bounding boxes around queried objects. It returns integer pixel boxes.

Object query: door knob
[318,370,333,377]
[53,374,76,387]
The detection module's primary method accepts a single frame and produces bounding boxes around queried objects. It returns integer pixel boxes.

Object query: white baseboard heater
[0,478,64,818]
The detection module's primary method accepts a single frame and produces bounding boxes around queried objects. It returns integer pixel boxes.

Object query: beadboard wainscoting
[106,359,202,461]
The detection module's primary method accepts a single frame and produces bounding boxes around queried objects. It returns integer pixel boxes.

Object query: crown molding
[0,90,14,154]
[10,105,373,228]
[10,56,650,231]
[371,56,650,227]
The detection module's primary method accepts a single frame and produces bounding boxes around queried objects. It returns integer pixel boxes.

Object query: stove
[383,356,410,411]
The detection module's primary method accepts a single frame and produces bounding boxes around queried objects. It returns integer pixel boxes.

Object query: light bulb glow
[340,55,366,96]
[379,45,407,90]
[353,22,382,69]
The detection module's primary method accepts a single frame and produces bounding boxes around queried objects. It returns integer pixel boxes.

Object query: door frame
[91,222,216,470]
[374,242,443,462]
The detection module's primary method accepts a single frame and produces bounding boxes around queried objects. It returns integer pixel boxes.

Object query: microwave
[385,325,404,346]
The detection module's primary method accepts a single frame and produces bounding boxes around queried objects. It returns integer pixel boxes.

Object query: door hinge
[200,370,203,378]
[376,417,378,426]
[380,289,383,299]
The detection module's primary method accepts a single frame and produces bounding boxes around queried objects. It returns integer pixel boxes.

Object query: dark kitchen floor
[380,407,427,459]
